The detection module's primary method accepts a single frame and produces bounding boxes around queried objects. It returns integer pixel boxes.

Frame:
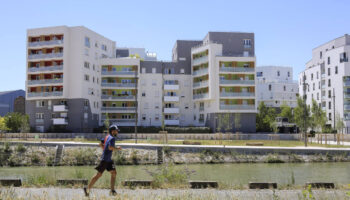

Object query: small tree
[4,113,25,133]
[20,115,30,133]
[104,113,110,131]
[279,102,293,123]
[335,112,345,134]
[310,99,327,133]
[293,97,311,133]
[257,102,276,132]
[0,116,8,132]
[216,113,232,133]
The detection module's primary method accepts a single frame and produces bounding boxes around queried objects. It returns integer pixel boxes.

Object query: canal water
[0,162,349,187]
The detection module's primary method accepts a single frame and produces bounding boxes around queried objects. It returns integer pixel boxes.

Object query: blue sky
[0,0,349,91]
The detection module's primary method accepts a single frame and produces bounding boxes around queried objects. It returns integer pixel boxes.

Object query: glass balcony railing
[219,104,255,110]
[219,67,254,73]
[27,91,63,97]
[344,93,350,98]
[101,95,135,100]
[101,107,136,111]
[192,68,208,76]
[101,83,136,87]
[220,92,255,97]
[27,78,63,85]
[28,65,63,72]
[344,104,350,110]
[193,93,209,99]
[192,55,208,66]
[344,81,350,87]
[28,52,63,60]
[101,71,137,76]
[219,79,255,85]
[28,39,64,47]
[193,81,209,88]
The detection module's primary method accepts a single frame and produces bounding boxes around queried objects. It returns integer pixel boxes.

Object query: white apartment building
[299,34,350,132]
[256,66,298,108]
[26,27,257,133]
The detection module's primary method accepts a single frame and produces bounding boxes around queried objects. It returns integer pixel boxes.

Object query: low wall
[0,133,307,141]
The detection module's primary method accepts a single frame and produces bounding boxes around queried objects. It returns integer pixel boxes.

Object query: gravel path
[0,187,349,200]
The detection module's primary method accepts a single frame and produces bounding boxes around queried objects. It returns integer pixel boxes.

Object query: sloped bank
[0,142,350,167]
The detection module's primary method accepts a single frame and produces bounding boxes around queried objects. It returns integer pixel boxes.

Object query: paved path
[0,187,349,200]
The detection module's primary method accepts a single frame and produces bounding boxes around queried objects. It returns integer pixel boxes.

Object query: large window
[85,37,90,48]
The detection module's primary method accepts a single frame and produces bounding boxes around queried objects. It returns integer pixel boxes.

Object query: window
[84,74,89,81]
[85,37,90,48]
[84,49,89,56]
[328,90,331,98]
[277,71,280,76]
[243,39,251,48]
[340,52,348,63]
[313,83,315,91]
[288,71,290,77]
[335,66,338,74]
[268,84,272,91]
[152,68,156,73]
[328,79,331,87]
[35,113,44,119]
[142,114,146,121]
[88,88,94,95]
[84,100,89,107]
[311,73,313,80]
[101,44,107,51]
[155,90,159,97]
[84,113,88,119]
[36,101,45,107]
[93,64,95,71]
[152,79,156,86]
[257,72,263,77]
[93,76,95,83]
[327,57,330,65]
[142,92,146,97]
[317,72,319,79]
[328,101,331,109]
[155,114,159,121]
[95,42,98,48]
[317,93,319,100]
[329,113,332,120]
[320,51,322,59]
[284,85,286,91]
[84,62,90,69]
[328,68,330,76]
[155,102,160,109]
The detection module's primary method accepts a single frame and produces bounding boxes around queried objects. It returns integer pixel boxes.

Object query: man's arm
[108,138,121,151]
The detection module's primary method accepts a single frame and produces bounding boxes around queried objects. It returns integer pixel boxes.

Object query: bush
[16,144,26,153]
[46,156,55,166]
[64,148,97,166]
[31,153,41,165]
[112,151,127,165]
[118,126,211,133]
[131,150,139,165]
[7,154,22,166]
[266,154,285,163]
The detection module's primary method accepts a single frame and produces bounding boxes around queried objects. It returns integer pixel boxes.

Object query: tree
[293,97,311,133]
[256,102,276,132]
[335,112,345,134]
[20,115,30,133]
[0,116,8,132]
[4,113,26,133]
[216,113,232,133]
[279,102,293,123]
[104,113,110,131]
[310,99,327,132]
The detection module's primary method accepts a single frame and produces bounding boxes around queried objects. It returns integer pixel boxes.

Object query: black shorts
[95,161,115,173]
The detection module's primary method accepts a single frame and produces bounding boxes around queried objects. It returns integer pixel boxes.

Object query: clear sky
[0,0,349,91]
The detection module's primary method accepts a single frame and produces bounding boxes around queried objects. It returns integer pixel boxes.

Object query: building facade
[26,26,257,133]
[299,34,350,132]
[0,90,25,116]
[256,66,298,108]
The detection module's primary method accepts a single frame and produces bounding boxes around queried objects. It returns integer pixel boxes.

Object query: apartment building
[26,26,115,132]
[26,26,257,133]
[299,34,350,132]
[256,66,298,108]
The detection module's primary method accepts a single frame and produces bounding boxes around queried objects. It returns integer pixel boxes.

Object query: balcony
[192,68,208,76]
[27,78,63,85]
[220,104,255,110]
[101,107,136,111]
[28,39,64,47]
[192,55,208,66]
[220,92,255,97]
[28,52,63,60]
[219,67,254,73]
[164,84,179,90]
[344,113,350,121]
[164,96,179,102]
[35,119,44,124]
[101,95,136,100]
[164,107,180,114]
[101,83,136,88]
[193,93,209,100]
[52,118,68,125]
[344,93,350,99]
[105,119,136,126]
[321,74,326,79]
[344,105,350,111]
[321,84,326,89]
[344,81,350,87]
[219,79,255,85]
[101,71,137,76]
[53,105,68,112]
[27,91,63,98]
[193,81,209,88]
[340,58,348,63]
[164,120,180,126]
[28,65,63,73]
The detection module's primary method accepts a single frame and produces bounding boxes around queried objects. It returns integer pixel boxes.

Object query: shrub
[131,150,139,165]
[31,153,41,165]
[113,151,127,165]
[46,156,55,166]
[16,144,26,153]
[7,154,21,166]
[266,154,285,163]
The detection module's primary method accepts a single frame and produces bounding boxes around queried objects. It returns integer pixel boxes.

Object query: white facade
[299,34,350,131]
[256,66,298,108]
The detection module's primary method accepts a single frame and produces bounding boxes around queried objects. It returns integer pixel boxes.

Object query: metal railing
[28,52,63,60]
[219,79,255,85]
[101,83,136,87]
[192,55,208,66]
[219,67,254,73]
[27,91,63,97]
[101,95,135,100]
[220,92,255,97]
[28,39,64,47]
[28,65,63,72]
[193,81,209,88]
[192,68,208,76]
[101,71,137,76]
[193,93,209,99]
[101,107,136,111]
[219,104,255,110]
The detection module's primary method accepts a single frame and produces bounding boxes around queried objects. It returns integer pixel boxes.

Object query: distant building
[0,90,25,116]
[14,96,25,114]
[256,66,298,108]
[116,47,157,61]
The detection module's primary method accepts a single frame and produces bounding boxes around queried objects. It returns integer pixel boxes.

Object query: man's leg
[110,170,117,191]
[88,172,103,190]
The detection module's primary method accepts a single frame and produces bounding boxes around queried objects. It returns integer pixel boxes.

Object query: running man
[84,124,122,196]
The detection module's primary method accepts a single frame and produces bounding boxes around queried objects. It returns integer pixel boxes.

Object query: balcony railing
[164,107,180,113]
[28,52,63,60]
[101,107,136,111]
[219,79,255,85]
[193,93,209,99]
[27,91,63,97]
[219,67,254,73]
[219,104,255,110]
[164,119,180,125]
[220,92,255,97]
[35,119,44,123]
[101,71,137,76]
[101,95,135,100]
[28,39,64,47]
[192,68,208,76]
[164,96,179,102]
[344,104,350,110]
[101,83,136,87]
[193,81,209,88]
[28,78,63,85]
[340,58,349,63]
[53,105,68,112]
[192,55,208,66]
[164,84,179,90]
[28,65,63,72]
[344,81,350,87]
[344,93,350,99]
[52,118,68,125]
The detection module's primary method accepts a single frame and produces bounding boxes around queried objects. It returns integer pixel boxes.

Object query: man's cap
[109,124,120,133]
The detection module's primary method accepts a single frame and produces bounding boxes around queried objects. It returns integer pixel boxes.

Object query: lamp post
[302,73,309,147]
